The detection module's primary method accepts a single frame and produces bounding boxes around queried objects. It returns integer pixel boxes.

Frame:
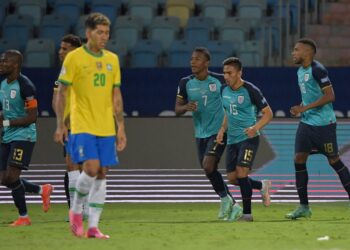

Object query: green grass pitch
[0,203,349,250]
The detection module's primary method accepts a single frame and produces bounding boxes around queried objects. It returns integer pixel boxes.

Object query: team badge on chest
[106,64,112,71]
[10,90,17,99]
[96,62,103,70]
[209,83,217,92]
[238,95,244,104]
[304,73,309,81]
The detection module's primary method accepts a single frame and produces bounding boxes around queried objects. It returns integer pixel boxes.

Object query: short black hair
[193,47,211,61]
[61,34,82,48]
[297,38,317,54]
[222,57,242,71]
[85,12,110,30]
[5,49,23,67]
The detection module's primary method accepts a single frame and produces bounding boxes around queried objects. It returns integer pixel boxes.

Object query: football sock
[295,163,309,205]
[8,179,27,216]
[249,178,262,190]
[88,179,106,229]
[330,160,350,199]
[20,178,40,194]
[64,172,70,208]
[206,170,230,198]
[238,177,252,214]
[71,171,96,214]
[68,170,80,208]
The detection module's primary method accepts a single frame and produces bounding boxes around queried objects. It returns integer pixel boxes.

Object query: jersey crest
[209,83,217,92]
[238,95,244,104]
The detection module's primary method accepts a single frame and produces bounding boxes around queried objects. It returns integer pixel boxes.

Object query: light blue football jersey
[177,72,225,138]
[297,60,336,126]
[221,81,268,144]
[0,74,37,143]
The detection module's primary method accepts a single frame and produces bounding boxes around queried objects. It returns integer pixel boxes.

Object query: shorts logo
[107,64,112,71]
[209,83,217,92]
[304,73,309,81]
[10,90,16,99]
[238,95,244,104]
[78,146,84,158]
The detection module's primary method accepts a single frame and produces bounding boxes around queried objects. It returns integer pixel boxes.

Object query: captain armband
[24,99,38,109]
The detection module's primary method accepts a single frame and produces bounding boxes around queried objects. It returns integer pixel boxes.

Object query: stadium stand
[90,0,122,25]
[0,0,348,68]
[111,15,143,50]
[24,38,55,67]
[166,0,195,27]
[149,16,180,50]
[3,14,34,52]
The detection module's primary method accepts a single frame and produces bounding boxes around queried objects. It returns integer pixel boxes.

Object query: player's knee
[3,178,21,189]
[202,156,217,175]
[236,166,249,178]
[294,153,308,164]
[227,175,238,185]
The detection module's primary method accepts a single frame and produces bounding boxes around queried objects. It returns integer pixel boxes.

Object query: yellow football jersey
[58,45,121,136]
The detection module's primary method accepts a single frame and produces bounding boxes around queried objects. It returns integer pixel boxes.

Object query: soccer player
[54,13,127,239]
[0,50,53,226]
[216,57,273,222]
[286,38,350,219]
[175,47,241,221]
[52,34,82,212]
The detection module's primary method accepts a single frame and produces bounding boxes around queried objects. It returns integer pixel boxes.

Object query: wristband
[3,120,10,127]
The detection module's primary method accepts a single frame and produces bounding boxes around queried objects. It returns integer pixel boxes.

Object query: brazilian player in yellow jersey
[54,13,127,239]
[52,34,82,214]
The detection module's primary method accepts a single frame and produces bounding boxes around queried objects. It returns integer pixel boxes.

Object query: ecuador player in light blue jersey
[0,50,53,226]
[286,38,350,219]
[216,57,273,222]
[175,47,239,220]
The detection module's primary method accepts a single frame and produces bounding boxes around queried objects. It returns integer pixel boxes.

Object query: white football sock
[88,179,106,229]
[71,171,96,214]
[68,170,80,205]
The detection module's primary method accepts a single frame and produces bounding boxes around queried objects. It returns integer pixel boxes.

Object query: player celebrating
[217,57,273,222]
[175,47,241,220]
[54,13,127,239]
[0,50,53,226]
[286,38,350,219]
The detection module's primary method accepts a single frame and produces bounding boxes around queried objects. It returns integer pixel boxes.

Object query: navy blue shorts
[226,136,259,172]
[0,141,35,170]
[295,122,338,157]
[196,134,226,167]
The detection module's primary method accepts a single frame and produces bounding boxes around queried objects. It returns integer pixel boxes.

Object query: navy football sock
[330,160,350,199]
[249,178,262,190]
[238,177,252,214]
[8,179,27,216]
[64,172,70,208]
[295,163,309,205]
[206,170,233,200]
[21,178,40,194]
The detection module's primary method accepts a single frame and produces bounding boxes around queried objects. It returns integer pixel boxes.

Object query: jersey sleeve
[312,63,332,89]
[246,83,269,112]
[113,54,121,87]
[19,76,38,109]
[176,78,188,101]
[57,52,76,86]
